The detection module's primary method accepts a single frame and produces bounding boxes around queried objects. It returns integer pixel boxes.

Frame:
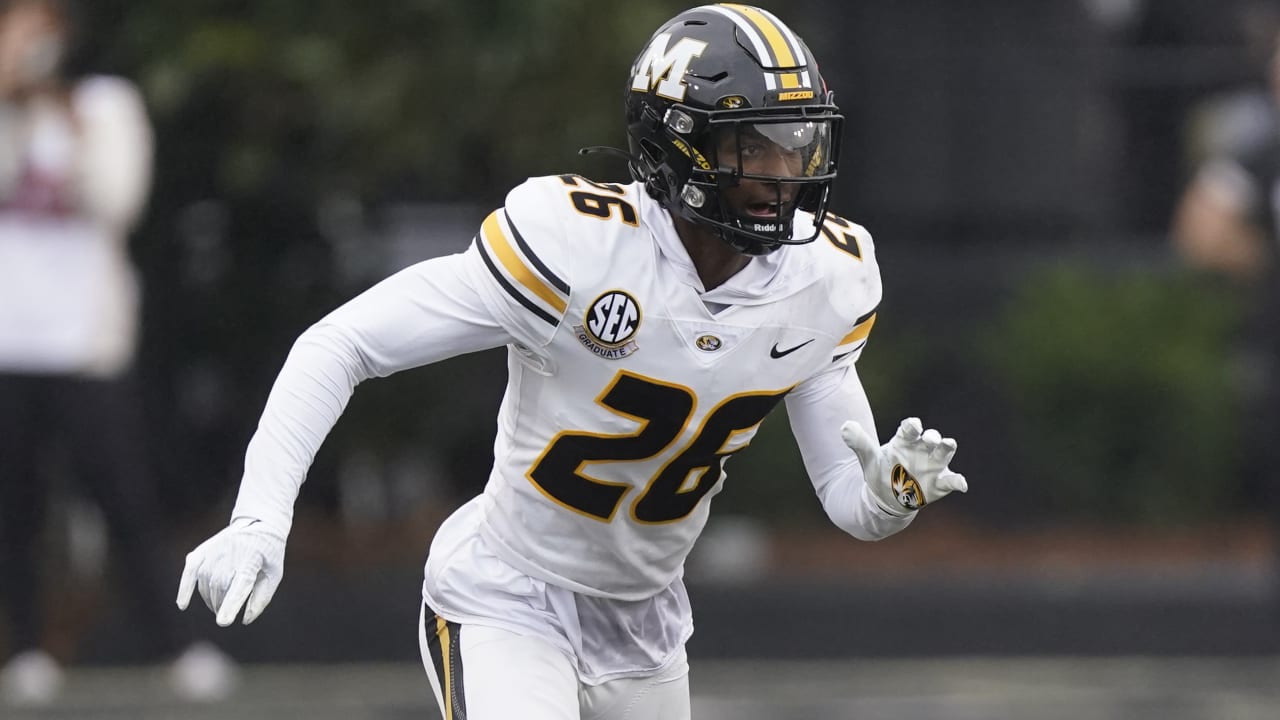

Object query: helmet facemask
[637,102,842,256]
[705,110,840,254]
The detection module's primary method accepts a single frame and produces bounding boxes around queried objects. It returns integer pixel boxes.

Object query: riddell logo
[891,464,926,510]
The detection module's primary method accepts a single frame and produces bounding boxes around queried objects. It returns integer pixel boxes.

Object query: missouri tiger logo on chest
[575,291,641,360]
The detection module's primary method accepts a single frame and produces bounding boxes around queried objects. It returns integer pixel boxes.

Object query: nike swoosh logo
[770,339,814,359]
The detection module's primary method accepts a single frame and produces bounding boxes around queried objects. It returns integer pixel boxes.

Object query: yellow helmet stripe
[755,5,811,68]
[481,210,568,314]
[705,4,776,69]
[721,4,798,68]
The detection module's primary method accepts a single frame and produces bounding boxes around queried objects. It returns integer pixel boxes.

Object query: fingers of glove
[840,420,879,458]
[929,436,959,464]
[921,428,942,446]
[216,568,259,627]
[935,470,968,495]
[197,569,219,614]
[176,553,200,610]
[895,417,923,443]
[198,550,258,617]
[243,572,283,625]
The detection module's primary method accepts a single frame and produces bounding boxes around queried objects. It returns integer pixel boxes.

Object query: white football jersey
[231,174,903,609]
[461,175,881,599]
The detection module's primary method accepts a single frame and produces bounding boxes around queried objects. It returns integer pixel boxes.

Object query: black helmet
[624,4,843,255]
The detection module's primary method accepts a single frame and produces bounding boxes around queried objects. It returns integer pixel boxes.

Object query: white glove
[841,417,967,516]
[176,518,287,626]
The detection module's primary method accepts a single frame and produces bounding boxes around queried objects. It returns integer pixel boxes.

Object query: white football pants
[418,604,691,720]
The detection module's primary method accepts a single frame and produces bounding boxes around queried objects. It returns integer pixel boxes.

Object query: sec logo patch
[575,291,641,360]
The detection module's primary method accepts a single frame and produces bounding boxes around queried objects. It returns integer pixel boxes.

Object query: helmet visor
[712,120,835,180]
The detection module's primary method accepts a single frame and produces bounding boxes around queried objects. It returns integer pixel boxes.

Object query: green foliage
[96,0,691,203]
[78,4,1251,530]
[983,263,1244,523]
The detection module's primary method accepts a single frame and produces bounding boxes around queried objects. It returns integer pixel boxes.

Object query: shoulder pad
[814,212,876,263]
[474,177,574,329]
[815,212,881,357]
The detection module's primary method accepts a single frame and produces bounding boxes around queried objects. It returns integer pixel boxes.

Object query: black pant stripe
[424,605,467,720]
[446,619,467,719]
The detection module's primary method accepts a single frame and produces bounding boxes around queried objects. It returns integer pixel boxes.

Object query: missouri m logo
[631,33,708,101]
[891,464,926,510]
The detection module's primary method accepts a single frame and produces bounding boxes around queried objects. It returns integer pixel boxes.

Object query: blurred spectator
[1170,3,1280,610]
[0,0,234,705]
[1172,3,1280,280]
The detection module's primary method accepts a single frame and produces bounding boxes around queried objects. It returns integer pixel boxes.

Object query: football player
[177,4,968,718]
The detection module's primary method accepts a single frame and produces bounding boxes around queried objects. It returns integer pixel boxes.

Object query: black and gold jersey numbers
[559,175,639,226]
[821,213,861,259]
[530,372,690,520]
[527,370,788,525]
[632,389,786,523]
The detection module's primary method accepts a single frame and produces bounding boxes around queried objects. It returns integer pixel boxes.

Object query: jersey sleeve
[820,215,882,366]
[230,250,514,532]
[468,177,575,348]
[785,360,914,541]
[832,306,878,365]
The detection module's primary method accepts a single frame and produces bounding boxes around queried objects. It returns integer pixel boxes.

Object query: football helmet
[624,4,843,255]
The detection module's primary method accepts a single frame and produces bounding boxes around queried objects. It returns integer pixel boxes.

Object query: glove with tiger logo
[841,417,967,516]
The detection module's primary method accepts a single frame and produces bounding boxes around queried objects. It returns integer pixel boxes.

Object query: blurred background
[4,0,1280,717]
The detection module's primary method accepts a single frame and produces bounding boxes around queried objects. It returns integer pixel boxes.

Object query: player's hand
[841,417,967,516]
[176,518,287,626]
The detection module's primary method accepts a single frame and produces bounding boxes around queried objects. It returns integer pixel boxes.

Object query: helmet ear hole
[638,137,665,166]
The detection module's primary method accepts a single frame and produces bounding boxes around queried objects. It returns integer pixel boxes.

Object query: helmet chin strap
[721,231,778,256]
[720,218,785,256]
[698,183,794,256]
[692,208,785,256]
